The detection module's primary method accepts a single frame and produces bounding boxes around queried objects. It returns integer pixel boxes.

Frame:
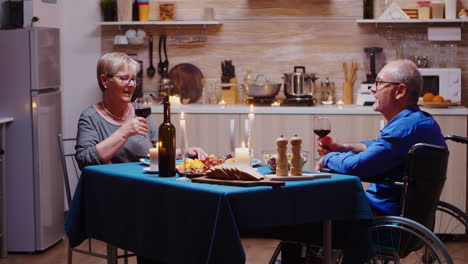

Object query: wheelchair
[269,142,454,264]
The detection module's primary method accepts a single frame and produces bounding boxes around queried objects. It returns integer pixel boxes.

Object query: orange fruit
[432,95,445,103]
[423,93,435,102]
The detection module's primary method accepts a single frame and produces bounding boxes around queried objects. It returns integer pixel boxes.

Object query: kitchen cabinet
[433,116,467,211]
[152,113,242,157]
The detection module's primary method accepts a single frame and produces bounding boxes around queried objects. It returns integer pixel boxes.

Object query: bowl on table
[262,150,309,172]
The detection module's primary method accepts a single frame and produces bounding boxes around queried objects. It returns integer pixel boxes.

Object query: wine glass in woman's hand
[133,97,152,118]
[133,97,152,142]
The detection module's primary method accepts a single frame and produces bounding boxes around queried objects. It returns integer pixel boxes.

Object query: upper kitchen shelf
[99,20,223,26]
[356,19,467,23]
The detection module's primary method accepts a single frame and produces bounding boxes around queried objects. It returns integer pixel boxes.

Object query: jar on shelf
[417,1,432,19]
[159,1,175,21]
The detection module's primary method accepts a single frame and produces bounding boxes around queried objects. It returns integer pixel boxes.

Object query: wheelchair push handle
[445,135,468,144]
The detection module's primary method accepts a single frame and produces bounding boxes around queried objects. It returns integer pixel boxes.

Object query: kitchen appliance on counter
[282,66,318,106]
[0,28,63,252]
[357,47,385,106]
[242,77,282,106]
[418,68,461,102]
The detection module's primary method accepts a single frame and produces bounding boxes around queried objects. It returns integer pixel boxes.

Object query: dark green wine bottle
[363,0,373,19]
[158,98,176,177]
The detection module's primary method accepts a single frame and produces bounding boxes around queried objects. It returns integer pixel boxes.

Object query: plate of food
[143,167,159,174]
[140,158,150,166]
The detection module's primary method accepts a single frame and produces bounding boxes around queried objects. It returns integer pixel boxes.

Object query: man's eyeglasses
[372,80,402,90]
[109,75,137,85]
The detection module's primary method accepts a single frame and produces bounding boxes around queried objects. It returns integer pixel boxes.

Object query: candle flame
[250,104,254,113]
[241,141,245,148]
[219,100,226,104]
[181,112,185,120]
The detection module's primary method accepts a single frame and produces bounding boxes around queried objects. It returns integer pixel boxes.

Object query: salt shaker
[290,135,303,176]
[276,135,288,176]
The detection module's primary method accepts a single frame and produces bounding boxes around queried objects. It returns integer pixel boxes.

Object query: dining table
[65,162,373,264]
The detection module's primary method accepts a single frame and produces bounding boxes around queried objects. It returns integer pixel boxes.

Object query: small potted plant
[100,0,117,21]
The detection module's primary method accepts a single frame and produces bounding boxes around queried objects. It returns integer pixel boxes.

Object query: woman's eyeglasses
[109,75,137,85]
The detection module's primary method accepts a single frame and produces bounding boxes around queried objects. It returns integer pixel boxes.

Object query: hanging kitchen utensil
[161,34,169,78]
[147,34,156,78]
[169,63,204,104]
[157,34,164,78]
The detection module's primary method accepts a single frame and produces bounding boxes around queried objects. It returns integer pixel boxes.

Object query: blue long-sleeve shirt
[322,105,446,215]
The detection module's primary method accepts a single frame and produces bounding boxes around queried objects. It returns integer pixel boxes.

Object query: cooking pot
[241,81,281,98]
[283,66,318,98]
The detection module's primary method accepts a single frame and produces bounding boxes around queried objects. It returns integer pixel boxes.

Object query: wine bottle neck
[163,101,171,122]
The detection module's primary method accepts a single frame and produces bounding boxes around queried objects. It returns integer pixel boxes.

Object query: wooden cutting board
[191,176,285,188]
[168,63,204,104]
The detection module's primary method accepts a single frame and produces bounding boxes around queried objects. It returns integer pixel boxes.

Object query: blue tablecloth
[65,163,373,264]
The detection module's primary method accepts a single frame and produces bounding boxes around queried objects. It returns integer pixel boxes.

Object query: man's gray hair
[386,60,422,104]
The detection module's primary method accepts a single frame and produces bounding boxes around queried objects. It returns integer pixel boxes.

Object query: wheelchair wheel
[435,201,468,242]
[369,216,453,264]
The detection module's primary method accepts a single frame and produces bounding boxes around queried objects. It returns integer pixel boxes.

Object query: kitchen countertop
[151,104,468,115]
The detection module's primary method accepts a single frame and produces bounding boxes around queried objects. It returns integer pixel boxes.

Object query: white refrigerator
[0,27,63,252]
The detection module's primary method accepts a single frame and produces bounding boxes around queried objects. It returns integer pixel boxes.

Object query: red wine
[135,107,151,118]
[314,129,331,137]
[158,99,176,177]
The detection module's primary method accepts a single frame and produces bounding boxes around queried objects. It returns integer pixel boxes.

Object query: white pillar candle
[149,146,159,171]
[247,105,255,151]
[180,112,188,154]
[235,142,251,166]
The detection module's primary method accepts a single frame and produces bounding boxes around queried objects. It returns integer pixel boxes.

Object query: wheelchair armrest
[444,135,468,144]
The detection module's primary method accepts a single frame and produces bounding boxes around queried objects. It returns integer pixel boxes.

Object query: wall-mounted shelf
[356,19,467,23]
[100,20,223,26]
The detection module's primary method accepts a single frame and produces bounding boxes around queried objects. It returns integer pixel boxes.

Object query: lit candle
[336,100,344,105]
[180,112,188,154]
[248,105,255,151]
[149,145,159,171]
[235,142,251,166]
[169,95,181,106]
[271,101,280,107]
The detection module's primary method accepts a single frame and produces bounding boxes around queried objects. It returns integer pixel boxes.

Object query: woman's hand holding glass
[119,116,149,138]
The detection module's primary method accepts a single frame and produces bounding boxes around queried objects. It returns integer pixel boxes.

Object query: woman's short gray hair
[386,59,422,104]
[96,52,140,92]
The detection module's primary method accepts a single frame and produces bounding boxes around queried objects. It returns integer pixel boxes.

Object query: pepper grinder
[276,135,288,176]
[290,135,302,176]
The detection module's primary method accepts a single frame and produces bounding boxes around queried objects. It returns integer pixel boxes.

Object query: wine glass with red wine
[133,97,152,142]
[314,116,331,138]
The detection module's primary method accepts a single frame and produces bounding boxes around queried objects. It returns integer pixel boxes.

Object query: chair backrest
[57,134,80,207]
[401,143,449,227]
[397,143,449,257]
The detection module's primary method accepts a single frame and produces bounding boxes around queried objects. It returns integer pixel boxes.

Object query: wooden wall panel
[102,0,468,105]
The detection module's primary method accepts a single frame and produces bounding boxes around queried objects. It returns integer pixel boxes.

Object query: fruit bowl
[262,150,309,171]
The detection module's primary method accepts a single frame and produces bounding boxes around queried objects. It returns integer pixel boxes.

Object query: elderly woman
[76,52,206,170]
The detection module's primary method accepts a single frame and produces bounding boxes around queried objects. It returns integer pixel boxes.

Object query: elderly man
[315,59,446,216]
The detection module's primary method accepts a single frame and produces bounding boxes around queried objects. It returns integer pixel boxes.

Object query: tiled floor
[0,237,467,264]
